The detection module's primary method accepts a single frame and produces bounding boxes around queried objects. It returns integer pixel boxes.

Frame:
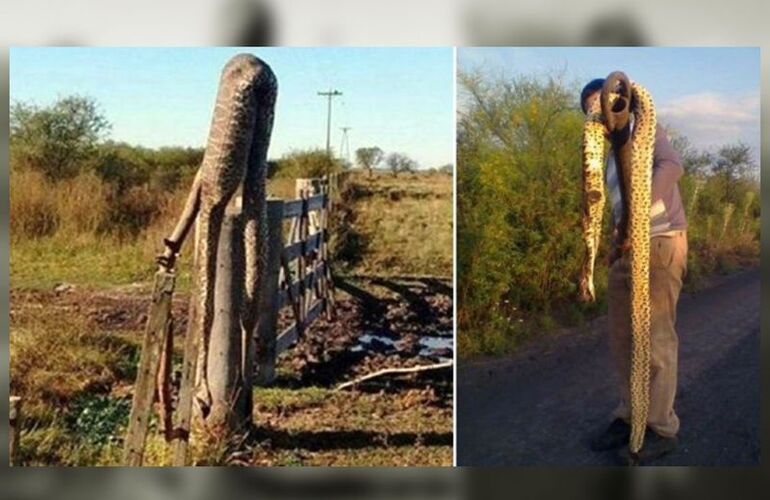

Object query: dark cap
[580,78,605,113]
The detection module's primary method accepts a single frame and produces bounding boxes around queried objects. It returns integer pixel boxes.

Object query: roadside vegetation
[457,71,760,357]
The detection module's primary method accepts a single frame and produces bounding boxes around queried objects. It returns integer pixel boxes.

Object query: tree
[355,146,384,178]
[438,163,454,175]
[712,142,756,181]
[667,129,711,177]
[386,152,417,177]
[457,70,585,339]
[10,95,111,179]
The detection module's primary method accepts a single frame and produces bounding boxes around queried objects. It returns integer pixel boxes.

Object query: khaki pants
[608,230,688,438]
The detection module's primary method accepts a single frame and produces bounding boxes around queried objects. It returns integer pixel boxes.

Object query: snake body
[580,71,655,454]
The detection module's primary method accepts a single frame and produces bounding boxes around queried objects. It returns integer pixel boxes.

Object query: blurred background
[0,0,768,497]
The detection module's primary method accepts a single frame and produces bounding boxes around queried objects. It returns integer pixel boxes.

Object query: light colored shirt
[605,124,688,238]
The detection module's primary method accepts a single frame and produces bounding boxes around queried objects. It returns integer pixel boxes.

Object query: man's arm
[651,125,684,205]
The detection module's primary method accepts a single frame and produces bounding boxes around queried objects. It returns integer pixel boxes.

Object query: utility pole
[317,89,343,155]
[339,126,351,163]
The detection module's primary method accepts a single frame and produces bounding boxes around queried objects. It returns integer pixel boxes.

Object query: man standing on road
[580,78,689,464]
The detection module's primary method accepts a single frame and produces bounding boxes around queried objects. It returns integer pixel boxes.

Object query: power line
[317,89,343,155]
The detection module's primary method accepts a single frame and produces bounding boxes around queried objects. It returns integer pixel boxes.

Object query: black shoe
[619,428,678,465]
[590,418,631,451]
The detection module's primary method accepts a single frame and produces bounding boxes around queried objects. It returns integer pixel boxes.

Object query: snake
[580,71,656,455]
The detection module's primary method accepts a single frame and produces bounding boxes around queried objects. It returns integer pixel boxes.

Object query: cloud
[657,91,760,158]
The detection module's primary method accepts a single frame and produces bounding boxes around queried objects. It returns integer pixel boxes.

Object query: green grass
[337,171,452,277]
[11,235,180,290]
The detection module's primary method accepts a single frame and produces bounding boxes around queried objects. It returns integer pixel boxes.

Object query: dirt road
[457,268,760,466]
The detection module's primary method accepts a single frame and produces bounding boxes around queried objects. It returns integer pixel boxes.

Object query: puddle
[352,331,453,362]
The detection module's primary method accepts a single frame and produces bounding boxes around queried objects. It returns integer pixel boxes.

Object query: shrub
[106,184,162,238]
[273,149,344,179]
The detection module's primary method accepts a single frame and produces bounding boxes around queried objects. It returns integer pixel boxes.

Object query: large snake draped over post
[579,71,655,456]
[157,54,277,463]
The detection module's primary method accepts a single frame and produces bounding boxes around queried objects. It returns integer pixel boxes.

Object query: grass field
[9,169,453,466]
[335,171,453,277]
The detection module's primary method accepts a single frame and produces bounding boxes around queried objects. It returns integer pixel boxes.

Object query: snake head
[601,71,632,134]
[156,238,180,271]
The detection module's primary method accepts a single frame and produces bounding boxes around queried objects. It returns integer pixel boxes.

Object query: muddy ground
[10,275,453,466]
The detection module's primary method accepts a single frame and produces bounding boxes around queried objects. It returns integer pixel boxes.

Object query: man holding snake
[580,77,688,464]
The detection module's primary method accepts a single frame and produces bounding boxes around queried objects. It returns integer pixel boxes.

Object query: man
[580,78,688,463]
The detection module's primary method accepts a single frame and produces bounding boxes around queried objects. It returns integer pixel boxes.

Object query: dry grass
[10,170,111,239]
[10,302,135,423]
[10,289,451,466]
[337,171,453,277]
[11,169,453,289]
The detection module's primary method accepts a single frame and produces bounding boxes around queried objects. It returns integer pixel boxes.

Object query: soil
[12,275,453,391]
[10,274,453,465]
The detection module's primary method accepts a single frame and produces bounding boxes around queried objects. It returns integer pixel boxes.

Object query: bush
[92,142,152,192]
[458,73,589,335]
[106,185,162,238]
[273,149,344,179]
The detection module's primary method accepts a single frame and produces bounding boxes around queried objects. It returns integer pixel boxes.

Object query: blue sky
[10,47,454,168]
[459,47,760,162]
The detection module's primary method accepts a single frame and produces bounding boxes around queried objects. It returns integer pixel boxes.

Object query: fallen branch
[335,361,453,391]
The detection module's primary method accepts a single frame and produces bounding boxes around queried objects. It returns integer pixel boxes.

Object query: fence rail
[254,177,336,382]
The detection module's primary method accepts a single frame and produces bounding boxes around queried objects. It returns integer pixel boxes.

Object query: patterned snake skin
[158,53,277,415]
[580,71,655,455]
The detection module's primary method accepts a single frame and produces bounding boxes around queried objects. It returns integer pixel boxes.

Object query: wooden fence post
[320,180,335,318]
[10,396,21,466]
[123,270,175,466]
[172,283,201,465]
[205,211,248,433]
[254,200,285,385]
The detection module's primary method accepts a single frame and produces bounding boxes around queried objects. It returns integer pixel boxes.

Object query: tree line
[9,95,351,241]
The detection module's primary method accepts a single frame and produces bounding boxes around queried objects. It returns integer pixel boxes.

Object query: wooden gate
[254,176,337,384]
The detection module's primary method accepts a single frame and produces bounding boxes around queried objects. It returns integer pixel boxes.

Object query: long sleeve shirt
[605,124,688,237]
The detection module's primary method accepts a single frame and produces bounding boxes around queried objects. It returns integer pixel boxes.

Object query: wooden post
[172,251,202,465]
[295,182,309,333]
[205,211,248,433]
[254,201,284,385]
[318,183,335,318]
[296,178,321,234]
[10,396,21,466]
[124,270,175,466]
